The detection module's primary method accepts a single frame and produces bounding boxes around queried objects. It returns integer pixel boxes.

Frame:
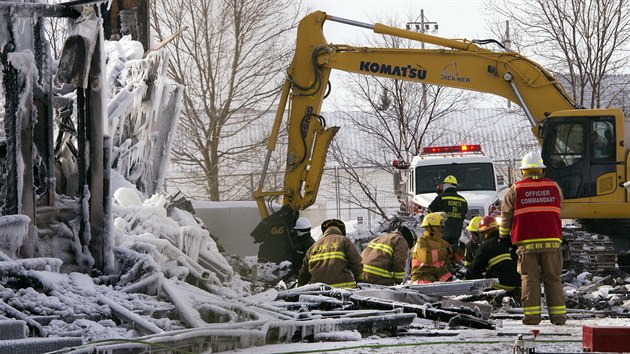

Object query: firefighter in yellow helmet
[463,215,483,269]
[499,151,565,325]
[428,175,468,261]
[410,212,453,284]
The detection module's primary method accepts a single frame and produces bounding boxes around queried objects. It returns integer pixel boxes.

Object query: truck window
[414,163,496,194]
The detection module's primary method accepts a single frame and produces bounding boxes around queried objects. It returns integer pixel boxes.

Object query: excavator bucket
[251,205,297,263]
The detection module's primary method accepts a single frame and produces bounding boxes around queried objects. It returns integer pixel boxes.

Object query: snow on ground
[223,317,630,354]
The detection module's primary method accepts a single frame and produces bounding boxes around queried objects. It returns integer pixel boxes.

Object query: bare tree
[150,0,301,200]
[34,0,68,60]
[41,16,67,60]
[484,0,630,108]
[329,16,477,219]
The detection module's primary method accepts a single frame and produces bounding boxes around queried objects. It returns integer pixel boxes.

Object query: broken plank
[349,294,495,329]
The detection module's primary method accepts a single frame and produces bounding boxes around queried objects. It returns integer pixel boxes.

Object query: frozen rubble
[1,189,630,353]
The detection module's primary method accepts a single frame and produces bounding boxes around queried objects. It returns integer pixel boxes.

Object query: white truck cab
[395,144,506,219]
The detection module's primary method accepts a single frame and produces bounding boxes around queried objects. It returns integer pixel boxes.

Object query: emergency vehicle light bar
[422,144,482,154]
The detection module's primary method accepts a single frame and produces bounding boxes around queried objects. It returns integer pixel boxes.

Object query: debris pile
[563,230,618,273]
[1,193,630,353]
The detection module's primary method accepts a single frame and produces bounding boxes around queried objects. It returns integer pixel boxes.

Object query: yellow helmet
[421,212,446,228]
[466,215,483,232]
[519,151,546,170]
[443,175,458,186]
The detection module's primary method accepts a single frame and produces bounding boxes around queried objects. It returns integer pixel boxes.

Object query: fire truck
[393,144,507,219]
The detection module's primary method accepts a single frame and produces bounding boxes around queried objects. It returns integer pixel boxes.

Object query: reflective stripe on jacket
[361,231,409,286]
[410,231,452,283]
[297,226,363,287]
[428,188,468,246]
[464,233,520,289]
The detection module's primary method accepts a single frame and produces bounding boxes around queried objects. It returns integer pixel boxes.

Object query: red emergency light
[422,144,482,154]
[392,159,410,169]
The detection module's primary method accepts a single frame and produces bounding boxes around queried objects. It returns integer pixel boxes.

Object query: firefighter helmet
[443,175,458,186]
[466,215,483,232]
[519,151,546,170]
[295,217,311,231]
[321,218,346,236]
[399,225,417,248]
[478,216,499,234]
[421,212,446,228]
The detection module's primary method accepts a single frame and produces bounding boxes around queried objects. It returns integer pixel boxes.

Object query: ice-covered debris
[314,330,362,341]
[113,187,142,206]
[178,226,203,261]
[114,217,126,231]
[48,318,129,343]
[591,285,613,300]
[144,193,169,209]
[248,289,278,302]
[0,215,30,258]
[254,259,293,283]
[564,287,578,297]
[577,271,592,284]
[104,35,144,62]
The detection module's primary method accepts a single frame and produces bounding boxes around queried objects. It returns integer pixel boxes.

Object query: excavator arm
[252,11,630,261]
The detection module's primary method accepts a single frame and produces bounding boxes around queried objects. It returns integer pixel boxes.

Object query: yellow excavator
[251,10,630,263]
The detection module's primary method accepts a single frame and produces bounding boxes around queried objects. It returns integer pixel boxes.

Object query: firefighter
[410,212,453,284]
[465,216,520,293]
[297,219,363,288]
[500,151,566,326]
[428,175,468,259]
[463,215,483,269]
[361,224,416,286]
[288,217,316,271]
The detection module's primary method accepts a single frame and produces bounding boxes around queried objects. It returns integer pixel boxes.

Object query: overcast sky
[297,1,501,111]
[301,0,492,44]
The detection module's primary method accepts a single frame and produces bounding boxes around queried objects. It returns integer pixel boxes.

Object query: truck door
[542,116,617,200]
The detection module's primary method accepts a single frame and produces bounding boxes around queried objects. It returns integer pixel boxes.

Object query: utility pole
[504,20,512,108]
[406,10,439,111]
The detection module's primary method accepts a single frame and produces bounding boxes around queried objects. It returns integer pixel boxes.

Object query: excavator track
[562,228,617,273]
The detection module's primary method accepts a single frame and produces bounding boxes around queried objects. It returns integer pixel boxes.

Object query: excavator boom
[252,11,630,262]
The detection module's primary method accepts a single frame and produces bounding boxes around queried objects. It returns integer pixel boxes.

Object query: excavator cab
[541,108,629,220]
